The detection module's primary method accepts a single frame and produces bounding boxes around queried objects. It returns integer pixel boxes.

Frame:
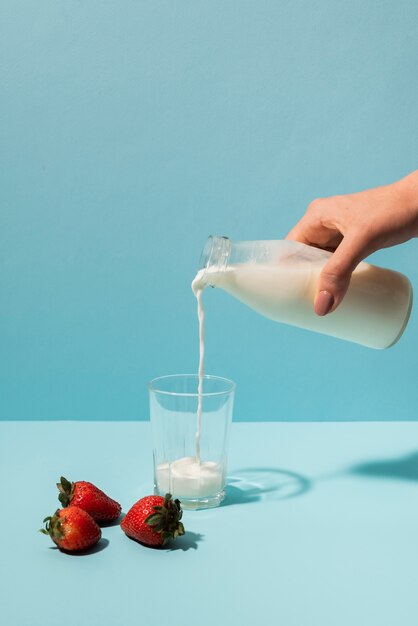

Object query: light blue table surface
[1,421,418,626]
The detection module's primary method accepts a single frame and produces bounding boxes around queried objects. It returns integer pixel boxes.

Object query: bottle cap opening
[199,235,230,272]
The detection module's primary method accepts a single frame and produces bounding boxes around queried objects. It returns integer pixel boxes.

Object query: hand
[286,171,418,315]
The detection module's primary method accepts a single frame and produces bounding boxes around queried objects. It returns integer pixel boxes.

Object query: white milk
[191,272,205,460]
[156,457,224,499]
[194,261,412,349]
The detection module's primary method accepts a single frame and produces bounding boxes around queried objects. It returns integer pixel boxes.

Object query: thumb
[314,235,366,316]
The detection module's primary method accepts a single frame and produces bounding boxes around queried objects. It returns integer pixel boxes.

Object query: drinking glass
[148,374,235,510]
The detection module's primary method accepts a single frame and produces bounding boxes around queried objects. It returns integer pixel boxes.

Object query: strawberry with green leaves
[57,476,121,523]
[40,507,101,552]
[121,493,185,547]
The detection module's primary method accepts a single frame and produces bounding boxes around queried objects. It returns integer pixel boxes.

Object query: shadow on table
[50,537,110,556]
[222,467,312,506]
[100,513,125,527]
[166,531,204,552]
[349,451,418,482]
[124,531,203,552]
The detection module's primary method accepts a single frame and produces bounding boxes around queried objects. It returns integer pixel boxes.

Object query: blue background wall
[1,0,418,421]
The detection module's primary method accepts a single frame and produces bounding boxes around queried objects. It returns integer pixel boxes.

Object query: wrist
[394,170,418,210]
[392,170,418,235]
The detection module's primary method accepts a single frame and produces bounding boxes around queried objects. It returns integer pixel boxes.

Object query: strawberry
[40,507,101,552]
[57,476,121,522]
[120,493,185,547]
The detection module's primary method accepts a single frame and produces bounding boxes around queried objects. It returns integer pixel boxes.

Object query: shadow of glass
[49,537,110,556]
[350,451,418,481]
[222,467,312,506]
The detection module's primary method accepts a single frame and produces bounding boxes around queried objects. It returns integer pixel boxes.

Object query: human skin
[286,170,418,316]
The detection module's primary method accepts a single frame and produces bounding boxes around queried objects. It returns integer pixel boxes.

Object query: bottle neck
[199,236,230,272]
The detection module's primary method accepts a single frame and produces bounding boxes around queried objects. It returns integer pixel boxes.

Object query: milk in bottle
[193,236,412,349]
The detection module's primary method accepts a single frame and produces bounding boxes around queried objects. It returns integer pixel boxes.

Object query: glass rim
[148,374,236,397]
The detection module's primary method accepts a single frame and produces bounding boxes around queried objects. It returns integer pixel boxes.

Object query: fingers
[287,197,372,315]
[314,235,367,316]
[285,222,312,246]
[286,199,343,250]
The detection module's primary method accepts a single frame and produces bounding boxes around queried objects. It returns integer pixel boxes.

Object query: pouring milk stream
[154,268,222,501]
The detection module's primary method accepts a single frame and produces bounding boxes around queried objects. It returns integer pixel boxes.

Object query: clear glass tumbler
[148,374,235,510]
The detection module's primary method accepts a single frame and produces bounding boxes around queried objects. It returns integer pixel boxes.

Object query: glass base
[154,487,225,510]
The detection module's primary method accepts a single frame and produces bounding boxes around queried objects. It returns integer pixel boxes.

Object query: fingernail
[315,291,334,316]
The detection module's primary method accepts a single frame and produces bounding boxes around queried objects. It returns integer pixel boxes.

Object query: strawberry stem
[145,493,185,545]
[56,476,75,508]
[39,510,64,540]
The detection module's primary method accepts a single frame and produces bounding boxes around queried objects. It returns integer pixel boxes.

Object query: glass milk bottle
[195,236,413,349]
